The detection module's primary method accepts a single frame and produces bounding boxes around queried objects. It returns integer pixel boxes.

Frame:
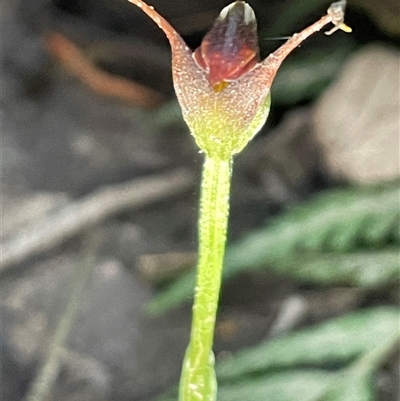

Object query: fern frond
[148,182,400,314]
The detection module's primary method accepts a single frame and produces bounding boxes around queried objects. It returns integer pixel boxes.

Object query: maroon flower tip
[193,1,260,90]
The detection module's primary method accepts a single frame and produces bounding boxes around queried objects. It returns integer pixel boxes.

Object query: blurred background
[2,0,399,400]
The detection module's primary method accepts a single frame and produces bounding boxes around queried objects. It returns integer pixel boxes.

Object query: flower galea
[127,0,350,159]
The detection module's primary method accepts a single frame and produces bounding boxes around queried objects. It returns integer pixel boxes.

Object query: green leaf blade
[217,371,333,401]
[216,307,399,381]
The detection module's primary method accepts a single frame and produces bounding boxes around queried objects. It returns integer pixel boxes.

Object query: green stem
[179,156,232,401]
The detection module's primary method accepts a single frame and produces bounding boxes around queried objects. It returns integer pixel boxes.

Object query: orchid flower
[128,0,349,158]
[127,1,350,400]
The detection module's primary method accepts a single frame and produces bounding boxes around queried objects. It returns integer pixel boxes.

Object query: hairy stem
[179,156,232,401]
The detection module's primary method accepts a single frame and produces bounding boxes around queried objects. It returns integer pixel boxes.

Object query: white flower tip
[219,2,256,25]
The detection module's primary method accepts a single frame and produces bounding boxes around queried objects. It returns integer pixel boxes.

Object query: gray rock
[2,255,189,401]
[313,45,400,184]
